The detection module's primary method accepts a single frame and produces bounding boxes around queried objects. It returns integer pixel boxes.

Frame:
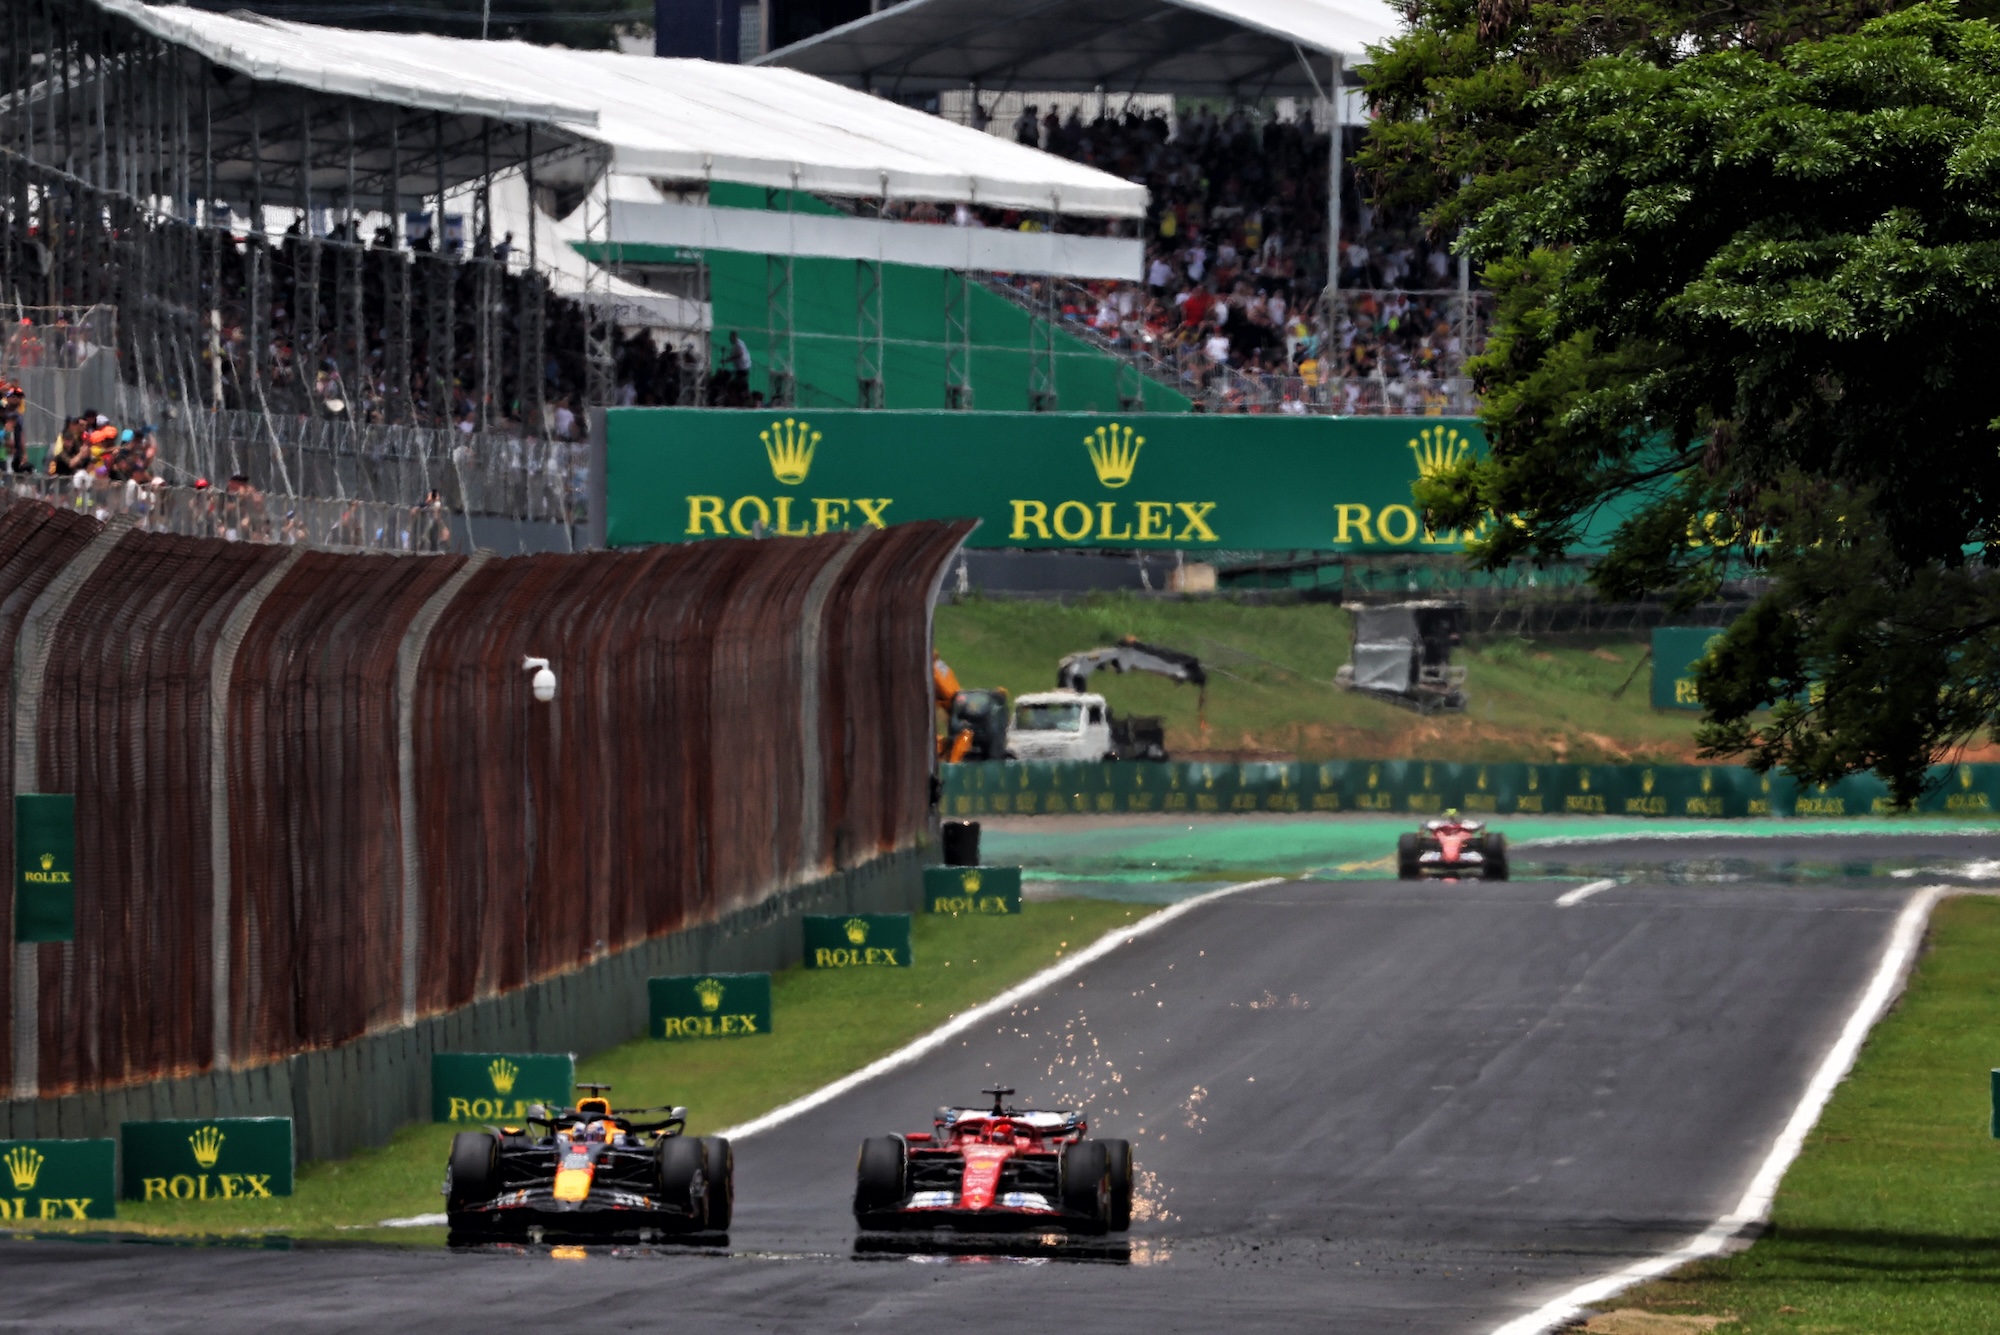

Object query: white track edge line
[1518,827,1992,849]
[1554,878,1618,908]
[713,877,1287,1142]
[1487,883,1948,1335]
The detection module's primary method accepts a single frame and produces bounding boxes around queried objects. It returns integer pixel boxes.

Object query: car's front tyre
[1061,1139,1110,1233]
[698,1136,734,1230]
[1396,832,1421,880]
[1483,833,1509,881]
[1102,1138,1133,1231]
[446,1131,498,1211]
[853,1136,907,1224]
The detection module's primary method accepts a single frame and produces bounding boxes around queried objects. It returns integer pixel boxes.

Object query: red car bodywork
[854,1101,1130,1233]
[1398,817,1508,880]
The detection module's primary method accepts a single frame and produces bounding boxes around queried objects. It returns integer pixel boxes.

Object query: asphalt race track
[8,829,1994,1335]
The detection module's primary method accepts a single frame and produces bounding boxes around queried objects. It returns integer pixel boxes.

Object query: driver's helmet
[570,1121,588,1140]
[1443,808,1459,820]
[982,1119,1014,1144]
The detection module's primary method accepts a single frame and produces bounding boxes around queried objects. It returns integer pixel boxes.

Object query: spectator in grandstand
[1014,105,1040,148]
[1,382,24,474]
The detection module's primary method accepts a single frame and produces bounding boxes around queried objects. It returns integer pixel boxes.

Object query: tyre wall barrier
[0,846,921,1160]
[941,759,2000,820]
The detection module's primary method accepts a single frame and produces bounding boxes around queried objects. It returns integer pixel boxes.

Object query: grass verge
[1592,895,2000,1333]
[27,899,1151,1247]
[935,593,1703,764]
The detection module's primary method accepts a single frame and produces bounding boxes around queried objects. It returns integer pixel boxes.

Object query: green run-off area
[1607,895,2000,1333]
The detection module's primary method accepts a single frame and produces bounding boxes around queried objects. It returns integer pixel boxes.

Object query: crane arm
[1055,639,1208,692]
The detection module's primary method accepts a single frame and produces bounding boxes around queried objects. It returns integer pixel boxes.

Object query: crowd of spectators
[976,102,1486,412]
[167,219,698,447]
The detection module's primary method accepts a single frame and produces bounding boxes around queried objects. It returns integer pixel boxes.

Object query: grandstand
[3,0,1474,554]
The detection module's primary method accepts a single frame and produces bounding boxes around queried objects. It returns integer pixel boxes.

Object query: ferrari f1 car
[853,1087,1132,1234]
[444,1084,731,1239]
[1397,811,1509,880]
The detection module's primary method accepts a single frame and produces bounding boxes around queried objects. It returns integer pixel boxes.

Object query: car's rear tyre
[1396,832,1421,880]
[1061,1139,1109,1232]
[1101,1138,1133,1231]
[1483,833,1509,881]
[656,1134,704,1218]
[446,1131,498,1210]
[853,1136,907,1224]
[698,1136,734,1231]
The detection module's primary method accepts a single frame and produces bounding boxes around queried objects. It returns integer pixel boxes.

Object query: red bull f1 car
[1397,812,1509,880]
[444,1084,731,1239]
[853,1087,1132,1234]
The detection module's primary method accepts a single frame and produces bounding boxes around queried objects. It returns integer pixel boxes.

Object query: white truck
[1005,691,1117,763]
[1004,690,1169,763]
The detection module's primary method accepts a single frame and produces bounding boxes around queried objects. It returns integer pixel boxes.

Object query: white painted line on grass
[1554,879,1618,908]
[713,876,1288,1142]
[1488,883,1948,1335]
[377,1213,448,1228]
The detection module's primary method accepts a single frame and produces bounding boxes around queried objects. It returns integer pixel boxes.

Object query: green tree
[1365,2,2000,802]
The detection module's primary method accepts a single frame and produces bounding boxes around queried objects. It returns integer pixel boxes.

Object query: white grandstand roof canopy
[757,0,1405,99]
[90,1,1147,216]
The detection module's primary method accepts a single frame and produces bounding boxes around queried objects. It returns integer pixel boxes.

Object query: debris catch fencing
[0,494,967,1098]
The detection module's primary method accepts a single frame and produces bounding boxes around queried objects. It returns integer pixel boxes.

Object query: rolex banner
[121,1118,294,1201]
[1651,627,1724,711]
[14,793,76,943]
[943,759,2000,820]
[649,973,774,1040]
[0,1139,115,1220]
[604,409,1507,553]
[431,1053,576,1123]
[923,866,1023,915]
[803,913,913,968]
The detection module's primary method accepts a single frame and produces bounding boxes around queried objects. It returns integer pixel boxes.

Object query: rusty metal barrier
[0,491,968,1097]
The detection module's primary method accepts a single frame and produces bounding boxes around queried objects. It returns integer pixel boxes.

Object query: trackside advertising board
[14,794,76,943]
[942,759,2000,819]
[603,409,1492,553]
[922,865,1023,914]
[803,914,913,968]
[649,973,774,1040]
[121,1118,294,1201]
[0,1140,115,1220]
[1651,627,1724,711]
[432,1053,577,1123]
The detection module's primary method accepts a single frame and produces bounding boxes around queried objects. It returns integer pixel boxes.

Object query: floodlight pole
[1325,52,1343,400]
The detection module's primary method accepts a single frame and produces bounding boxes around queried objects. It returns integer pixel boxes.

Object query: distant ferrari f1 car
[854,1087,1132,1233]
[444,1084,732,1239]
[1397,811,1509,880]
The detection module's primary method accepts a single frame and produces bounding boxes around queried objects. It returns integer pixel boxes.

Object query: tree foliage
[1363,1,2000,801]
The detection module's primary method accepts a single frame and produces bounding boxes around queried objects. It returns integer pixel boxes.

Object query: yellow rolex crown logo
[1476,768,1489,791]
[39,852,53,871]
[1961,765,1974,790]
[760,417,819,486]
[1642,769,1656,795]
[695,978,726,1013]
[5,1145,43,1192]
[188,1125,225,1170]
[488,1058,519,1095]
[843,917,869,945]
[1408,426,1471,481]
[1701,769,1714,794]
[963,870,983,893]
[1085,423,1144,489]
